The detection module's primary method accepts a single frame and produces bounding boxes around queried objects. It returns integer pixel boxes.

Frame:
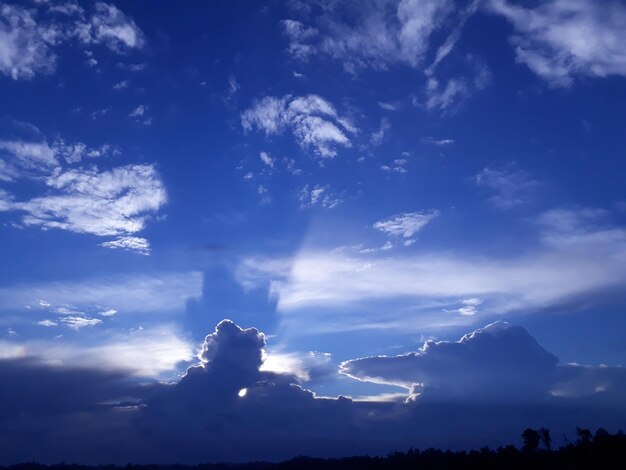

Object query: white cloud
[475,165,539,210]
[236,206,626,330]
[380,158,408,174]
[36,319,58,327]
[374,210,439,238]
[423,137,454,145]
[377,101,401,111]
[74,2,145,51]
[0,140,58,172]
[113,79,129,90]
[0,133,164,251]
[259,151,274,168]
[14,164,166,237]
[423,59,491,112]
[489,0,626,87]
[15,325,194,376]
[129,104,151,125]
[281,19,318,61]
[241,94,356,158]
[0,271,203,315]
[0,3,59,80]
[0,2,144,80]
[100,236,151,255]
[370,118,390,146]
[60,316,102,330]
[283,0,453,73]
[299,185,342,209]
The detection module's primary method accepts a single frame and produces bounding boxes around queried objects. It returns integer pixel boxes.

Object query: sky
[1,0,626,464]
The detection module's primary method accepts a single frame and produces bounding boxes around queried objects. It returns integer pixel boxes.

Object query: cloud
[259,151,275,168]
[0,271,203,315]
[241,94,356,158]
[299,185,342,209]
[0,132,166,250]
[59,316,102,330]
[423,137,455,145]
[100,236,151,255]
[0,3,58,80]
[113,79,129,90]
[0,2,144,80]
[341,322,558,398]
[283,0,454,73]
[79,2,145,51]
[380,158,408,174]
[475,164,539,209]
[0,319,625,463]
[341,320,626,408]
[489,0,626,87]
[422,59,491,112]
[13,164,166,236]
[281,19,318,61]
[370,118,390,146]
[374,210,439,238]
[236,206,626,328]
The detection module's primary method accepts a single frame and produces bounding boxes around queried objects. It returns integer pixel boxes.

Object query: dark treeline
[3,427,625,470]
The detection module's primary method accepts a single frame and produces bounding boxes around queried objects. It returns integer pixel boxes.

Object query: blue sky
[1,0,626,463]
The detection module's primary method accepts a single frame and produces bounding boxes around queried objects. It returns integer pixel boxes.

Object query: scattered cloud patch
[0,2,144,80]
[475,164,539,210]
[0,131,166,252]
[259,151,274,169]
[299,185,342,209]
[370,118,390,146]
[374,210,439,238]
[380,158,408,174]
[423,137,455,145]
[241,94,356,158]
[100,236,151,255]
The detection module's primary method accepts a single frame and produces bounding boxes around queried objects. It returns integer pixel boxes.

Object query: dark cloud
[0,321,625,464]
[340,322,559,401]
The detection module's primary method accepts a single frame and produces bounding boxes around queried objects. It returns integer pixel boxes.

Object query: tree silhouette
[576,427,593,444]
[521,427,541,452]
[539,426,552,450]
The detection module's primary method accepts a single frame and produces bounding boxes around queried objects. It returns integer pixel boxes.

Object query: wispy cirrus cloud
[488,0,626,87]
[237,206,626,332]
[282,0,454,74]
[475,164,539,210]
[241,94,356,158]
[0,271,203,316]
[374,210,439,239]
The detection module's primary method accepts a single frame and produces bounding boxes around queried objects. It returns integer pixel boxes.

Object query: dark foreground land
[3,428,625,470]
